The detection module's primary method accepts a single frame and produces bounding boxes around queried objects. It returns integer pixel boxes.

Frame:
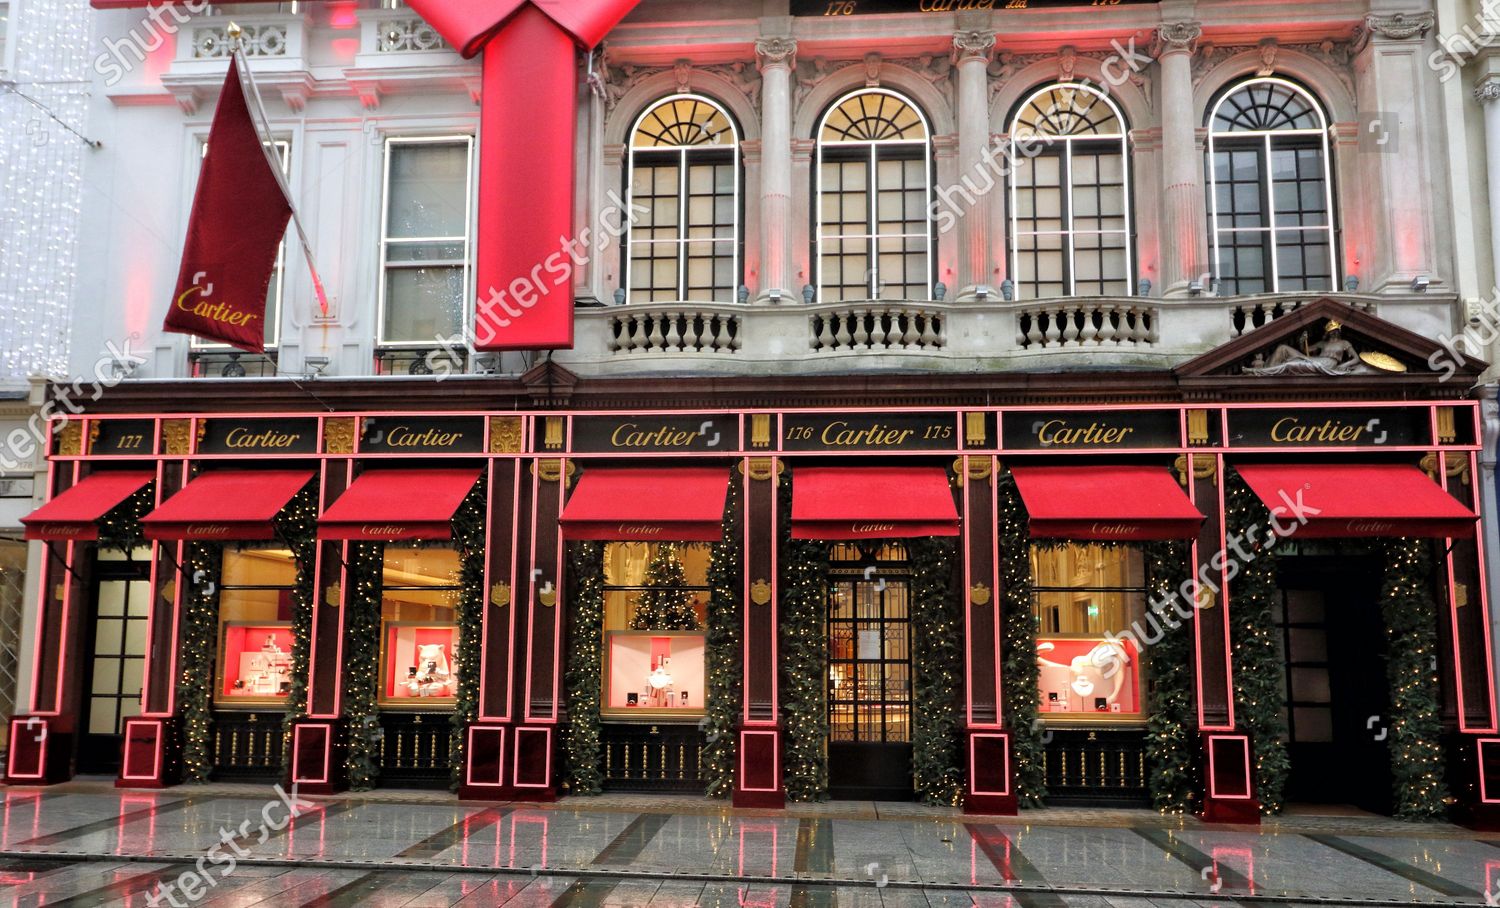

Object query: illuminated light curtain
[626,95,741,304]
[1009,83,1133,299]
[1207,78,1338,294]
[816,89,933,302]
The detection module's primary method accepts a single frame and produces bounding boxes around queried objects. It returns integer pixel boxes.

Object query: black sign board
[92,420,156,456]
[783,413,957,451]
[570,415,740,454]
[361,416,485,454]
[794,0,1152,15]
[1227,408,1428,448]
[199,418,320,455]
[1003,410,1181,450]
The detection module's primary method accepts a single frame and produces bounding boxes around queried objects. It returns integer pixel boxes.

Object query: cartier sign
[199,419,319,455]
[1228,408,1426,448]
[570,415,739,454]
[782,413,956,452]
[1002,410,1180,450]
[362,417,485,454]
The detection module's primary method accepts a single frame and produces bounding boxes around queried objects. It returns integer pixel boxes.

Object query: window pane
[383,266,465,343]
[386,142,470,239]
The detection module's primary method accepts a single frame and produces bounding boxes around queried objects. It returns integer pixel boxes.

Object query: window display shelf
[603,631,706,719]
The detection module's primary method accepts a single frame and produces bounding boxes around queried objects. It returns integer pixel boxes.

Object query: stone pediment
[1175,298,1485,394]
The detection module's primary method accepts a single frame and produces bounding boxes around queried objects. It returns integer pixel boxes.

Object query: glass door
[827,544,913,800]
[79,551,151,774]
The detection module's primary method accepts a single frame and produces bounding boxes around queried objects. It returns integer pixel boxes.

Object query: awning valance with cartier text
[560,468,730,541]
[318,468,480,541]
[21,470,155,542]
[1011,465,1205,541]
[141,470,315,541]
[1235,463,1476,539]
[791,467,960,540]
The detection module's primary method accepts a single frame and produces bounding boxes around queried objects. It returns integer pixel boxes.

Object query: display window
[378,546,461,708]
[601,542,711,718]
[215,548,298,707]
[1030,544,1147,723]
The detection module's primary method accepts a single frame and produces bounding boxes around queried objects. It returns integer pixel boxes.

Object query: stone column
[953,29,996,298]
[755,36,796,302]
[1476,79,1500,297]
[1155,21,1206,297]
[1354,11,1440,291]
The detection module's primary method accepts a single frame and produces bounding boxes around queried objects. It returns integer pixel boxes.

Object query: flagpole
[228,22,331,320]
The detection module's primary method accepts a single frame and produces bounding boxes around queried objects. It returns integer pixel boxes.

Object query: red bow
[405,0,640,57]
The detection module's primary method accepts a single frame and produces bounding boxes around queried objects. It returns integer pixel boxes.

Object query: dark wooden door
[827,576,913,800]
[1277,556,1390,812]
[78,557,152,775]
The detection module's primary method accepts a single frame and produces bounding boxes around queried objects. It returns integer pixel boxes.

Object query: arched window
[1207,78,1337,294]
[625,95,740,303]
[816,89,933,302]
[1008,83,1133,298]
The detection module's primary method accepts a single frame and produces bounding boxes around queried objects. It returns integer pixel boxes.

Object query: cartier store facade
[5,303,1500,824]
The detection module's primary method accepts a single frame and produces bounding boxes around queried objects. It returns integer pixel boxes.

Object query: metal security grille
[211,711,283,780]
[1043,729,1148,805]
[379,712,452,788]
[602,723,708,793]
[827,578,912,743]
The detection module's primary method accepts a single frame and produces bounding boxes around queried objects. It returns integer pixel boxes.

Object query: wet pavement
[0,781,1497,906]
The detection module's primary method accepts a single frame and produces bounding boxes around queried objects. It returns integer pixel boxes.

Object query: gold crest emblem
[969,583,992,606]
[750,578,772,605]
[490,582,511,607]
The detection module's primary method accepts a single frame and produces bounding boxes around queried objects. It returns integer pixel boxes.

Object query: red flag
[164,55,291,353]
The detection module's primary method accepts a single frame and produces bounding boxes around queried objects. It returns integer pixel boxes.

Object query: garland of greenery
[97,485,153,554]
[1223,469,1289,814]
[449,480,488,791]
[1379,537,1448,819]
[562,540,606,795]
[1142,540,1199,814]
[703,474,743,798]
[997,471,1045,806]
[343,541,384,791]
[176,541,222,783]
[274,487,319,771]
[910,536,963,806]
[780,474,830,802]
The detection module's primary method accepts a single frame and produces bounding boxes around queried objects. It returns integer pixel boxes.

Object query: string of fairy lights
[1378,536,1449,819]
[1142,539,1199,814]
[449,481,487,791]
[910,536,963,806]
[0,0,93,381]
[998,470,1047,806]
[562,539,605,795]
[703,477,743,798]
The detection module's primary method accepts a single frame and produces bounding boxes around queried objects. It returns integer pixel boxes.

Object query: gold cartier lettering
[609,423,700,448]
[186,525,233,538]
[818,421,917,447]
[1090,523,1139,537]
[851,523,897,534]
[919,0,996,11]
[175,285,258,327]
[1036,419,1135,447]
[385,426,463,448]
[1268,417,1367,444]
[224,427,302,449]
[362,525,407,537]
[618,524,665,536]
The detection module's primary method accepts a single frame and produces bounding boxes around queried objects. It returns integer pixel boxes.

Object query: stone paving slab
[1,785,1496,906]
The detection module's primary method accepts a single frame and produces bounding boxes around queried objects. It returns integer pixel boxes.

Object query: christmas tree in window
[630,543,701,630]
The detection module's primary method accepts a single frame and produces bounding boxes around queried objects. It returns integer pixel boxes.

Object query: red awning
[561,468,730,541]
[21,471,154,542]
[141,470,315,541]
[791,467,960,539]
[319,468,480,541]
[1236,463,1477,539]
[1012,465,1205,541]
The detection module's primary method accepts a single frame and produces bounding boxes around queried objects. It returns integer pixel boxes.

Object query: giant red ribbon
[405,0,641,351]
